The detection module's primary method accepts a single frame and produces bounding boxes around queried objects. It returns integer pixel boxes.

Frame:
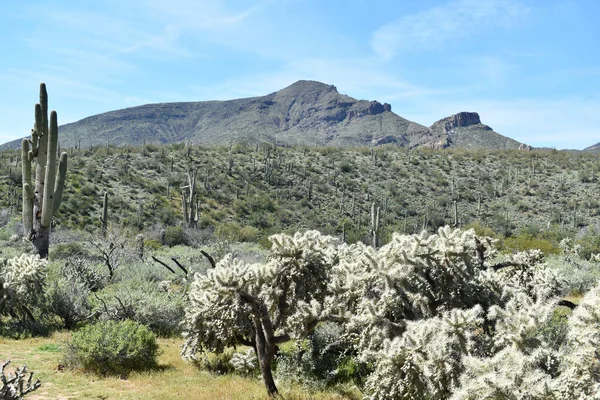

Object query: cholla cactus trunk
[22,84,68,258]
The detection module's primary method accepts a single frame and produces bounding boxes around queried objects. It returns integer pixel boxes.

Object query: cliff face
[433,112,481,133]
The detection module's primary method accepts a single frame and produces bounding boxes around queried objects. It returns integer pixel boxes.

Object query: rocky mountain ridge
[1,80,527,150]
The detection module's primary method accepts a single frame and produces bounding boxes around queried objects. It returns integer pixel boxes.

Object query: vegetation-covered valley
[3,85,600,400]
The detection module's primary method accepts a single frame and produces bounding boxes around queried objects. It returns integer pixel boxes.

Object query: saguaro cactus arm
[41,111,59,227]
[22,139,34,235]
[53,152,68,214]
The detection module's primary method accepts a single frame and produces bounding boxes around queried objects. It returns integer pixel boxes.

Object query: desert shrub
[91,280,185,337]
[275,322,366,388]
[61,257,107,292]
[575,226,600,260]
[49,241,90,260]
[216,222,258,243]
[230,349,258,376]
[64,319,159,376]
[46,278,91,330]
[163,226,188,247]
[503,235,561,255]
[192,350,235,375]
[546,254,600,295]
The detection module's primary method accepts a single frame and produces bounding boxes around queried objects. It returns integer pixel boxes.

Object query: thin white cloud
[371,0,530,59]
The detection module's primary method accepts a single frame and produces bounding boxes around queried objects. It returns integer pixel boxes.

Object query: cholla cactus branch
[0,360,41,400]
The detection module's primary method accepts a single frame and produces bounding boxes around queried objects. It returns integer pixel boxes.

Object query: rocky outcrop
[432,112,481,134]
[428,111,527,150]
[346,100,391,121]
[519,143,533,151]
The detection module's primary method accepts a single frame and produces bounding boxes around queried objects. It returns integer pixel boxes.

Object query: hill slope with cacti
[1,143,599,252]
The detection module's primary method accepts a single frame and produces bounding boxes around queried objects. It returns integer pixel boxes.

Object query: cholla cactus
[0,254,47,320]
[0,360,41,400]
[183,225,599,399]
[182,230,341,398]
[230,349,257,376]
[334,227,500,353]
[364,306,484,400]
[559,237,581,257]
[555,281,600,398]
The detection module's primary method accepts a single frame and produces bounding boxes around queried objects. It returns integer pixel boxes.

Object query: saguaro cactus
[22,83,68,258]
[371,202,380,248]
[100,191,108,237]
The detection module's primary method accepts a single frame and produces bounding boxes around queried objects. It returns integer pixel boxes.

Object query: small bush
[502,235,561,255]
[64,320,159,376]
[163,226,188,247]
[90,281,185,337]
[192,350,235,375]
[46,278,91,330]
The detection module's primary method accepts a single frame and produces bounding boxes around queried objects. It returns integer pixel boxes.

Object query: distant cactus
[371,202,380,248]
[21,83,68,258]
[100,192,108,237]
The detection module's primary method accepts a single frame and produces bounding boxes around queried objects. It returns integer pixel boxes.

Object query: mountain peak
[277,80,338,96]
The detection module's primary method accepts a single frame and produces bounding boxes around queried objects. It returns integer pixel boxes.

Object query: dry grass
[0,333,360,400]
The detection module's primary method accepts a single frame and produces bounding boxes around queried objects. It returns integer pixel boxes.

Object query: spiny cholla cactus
[0,360,41,400]
[182,230,342,398]
[333,227,500,353]
[555,281,600,398]
[183,226,600,399]
[230,349,257,376]
[0,255,47,320]
[559,237,581,257]
[364,306,484,400]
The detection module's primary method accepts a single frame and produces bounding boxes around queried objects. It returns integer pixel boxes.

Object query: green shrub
[192,350,235,375]
[502,235,561,255]
[163,226,188,247]
[65,320,160,376]
[90,281,185,337]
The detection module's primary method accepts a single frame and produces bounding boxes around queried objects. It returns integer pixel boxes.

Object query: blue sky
[1,0,599,149]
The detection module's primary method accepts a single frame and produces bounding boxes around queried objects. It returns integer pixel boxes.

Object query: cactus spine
[22,83,68,258]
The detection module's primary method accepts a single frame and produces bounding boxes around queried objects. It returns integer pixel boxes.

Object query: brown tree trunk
[254,320,281,398]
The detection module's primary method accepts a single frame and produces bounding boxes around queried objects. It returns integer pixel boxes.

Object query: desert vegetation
[2,85,600,399]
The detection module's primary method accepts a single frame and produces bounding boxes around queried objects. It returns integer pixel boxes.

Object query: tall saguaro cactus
[22,83,68,258]
[371,202,380,248]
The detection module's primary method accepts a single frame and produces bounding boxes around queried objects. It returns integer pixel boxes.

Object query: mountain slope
[53,80,432,149]
[583,142,600,152]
